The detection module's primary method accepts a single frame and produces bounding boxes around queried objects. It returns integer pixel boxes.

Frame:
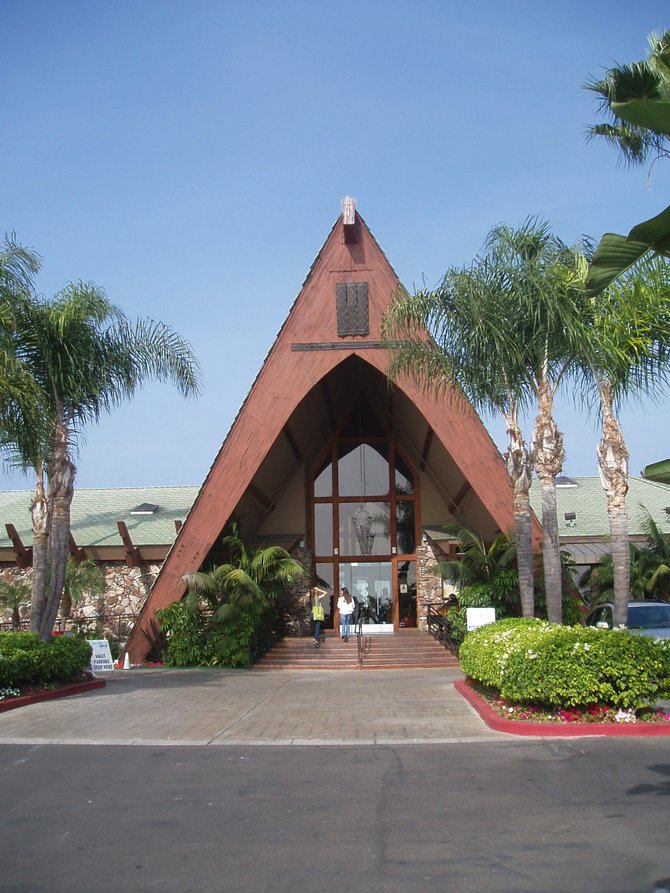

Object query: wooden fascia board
[69,534,87,564]
[126,210,534,658]
[117,521,141,568]
[358,350,540,544]
[4,523,33,569]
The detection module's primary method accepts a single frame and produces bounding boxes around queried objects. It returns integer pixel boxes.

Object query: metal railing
[0,613,138,644]
[354,612,365,666]
[426,605,460,655]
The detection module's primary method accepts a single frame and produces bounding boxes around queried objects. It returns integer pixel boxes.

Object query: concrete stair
[254,629,460,670]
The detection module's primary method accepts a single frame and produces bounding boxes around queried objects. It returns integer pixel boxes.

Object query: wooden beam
[283,425,302,465]
[69,534,87,564]
[248,484,273,510]
[449,480,472,513]
[321,379,336,434]
[420,428,434,471]
[117,521,141,568]
[5,524,32,569]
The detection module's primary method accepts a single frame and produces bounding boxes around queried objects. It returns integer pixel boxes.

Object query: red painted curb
[454,679,670,737]
[0,678,106,713]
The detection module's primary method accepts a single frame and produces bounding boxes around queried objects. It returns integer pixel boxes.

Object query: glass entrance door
[339,562,394,633]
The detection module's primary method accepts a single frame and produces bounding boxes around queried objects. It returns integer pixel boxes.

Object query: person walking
[338,586,355,641]
[310,586,327,647]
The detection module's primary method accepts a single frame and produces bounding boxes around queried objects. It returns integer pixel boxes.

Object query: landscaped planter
[0,678,105,713]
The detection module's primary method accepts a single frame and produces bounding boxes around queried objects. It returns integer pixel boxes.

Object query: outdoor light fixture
[564,512,576,521]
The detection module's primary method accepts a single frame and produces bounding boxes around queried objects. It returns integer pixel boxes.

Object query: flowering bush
[460,618,670,710]
[474,683,670,724]
[459,617,551,689]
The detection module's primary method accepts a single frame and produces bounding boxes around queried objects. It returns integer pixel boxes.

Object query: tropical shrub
[157,602,211,667]
[460,619,670,709]
[0,631,91,687]
[459,617,548,688]
[443,585,503,646]
[164,523,305,668]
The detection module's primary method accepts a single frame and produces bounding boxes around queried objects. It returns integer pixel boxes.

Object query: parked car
[584,601,670,638]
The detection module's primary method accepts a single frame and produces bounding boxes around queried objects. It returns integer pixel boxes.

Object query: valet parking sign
[87,639,115,673]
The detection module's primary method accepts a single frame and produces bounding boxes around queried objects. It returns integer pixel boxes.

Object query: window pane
[314,454,332,498]
[338,443,389,497]
[314,563,334,621]
[394,451,414,495]
[398,560,417,627]
[396,501,415,554]
[339,502,391,556]
[314,503,333,555]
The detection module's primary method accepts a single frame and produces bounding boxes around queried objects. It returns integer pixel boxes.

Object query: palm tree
[585,30,670,294]
[384,219,589,623]
[7,279,202,641]
[61,558,106,620]
[638,509,670,601]
[431,524,520,612]
[574,258,670,627]
[0,578,31,631]
[581,508,670,608]
[383,250,536,616]
[0,235,45,457]
[586,30,670,166]
[182,523,305,623]
[487,222,589,623]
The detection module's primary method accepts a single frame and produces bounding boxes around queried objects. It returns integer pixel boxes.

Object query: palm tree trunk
[504,406,535,616]
[597,383,630,628]
[41,424,75,639]
[531,383,565,624]
[29,467,50,638]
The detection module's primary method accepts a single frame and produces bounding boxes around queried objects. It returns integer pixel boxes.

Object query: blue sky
[3,0,669,491]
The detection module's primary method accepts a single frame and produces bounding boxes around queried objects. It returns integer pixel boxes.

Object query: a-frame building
[126,202,539,662]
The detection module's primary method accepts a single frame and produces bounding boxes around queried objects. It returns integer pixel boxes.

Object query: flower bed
[0,675,105,713]
[456,678,670,737]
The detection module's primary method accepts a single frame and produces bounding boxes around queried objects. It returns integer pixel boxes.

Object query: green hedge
[158,599,283,669]
[0,632,92,688]
[459,618,670,709]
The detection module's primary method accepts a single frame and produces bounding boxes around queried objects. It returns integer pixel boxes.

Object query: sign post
[465,607,496,632]
[86,639,115,673]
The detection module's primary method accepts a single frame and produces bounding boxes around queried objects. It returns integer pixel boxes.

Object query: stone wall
[415,541,450,630]
[0,561,160,641]
[1,541,452,637]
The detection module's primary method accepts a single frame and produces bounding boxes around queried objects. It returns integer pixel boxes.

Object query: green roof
[642,458,670,485]
[0,486,200,550]
[528,476,670,540]
[1,476,668,554]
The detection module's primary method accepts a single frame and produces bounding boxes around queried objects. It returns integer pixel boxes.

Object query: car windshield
[628,604,670,629]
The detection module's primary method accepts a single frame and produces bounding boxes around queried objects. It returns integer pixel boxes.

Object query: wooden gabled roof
[126,206,534,660]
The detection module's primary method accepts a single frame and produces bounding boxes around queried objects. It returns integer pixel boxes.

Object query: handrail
[355,613,365,667]
[426,605,460,655]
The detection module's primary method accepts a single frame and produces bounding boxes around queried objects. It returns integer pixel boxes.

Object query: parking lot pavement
[0,667,507,746]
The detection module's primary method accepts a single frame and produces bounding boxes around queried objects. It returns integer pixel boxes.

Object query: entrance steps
[254,629,460,670]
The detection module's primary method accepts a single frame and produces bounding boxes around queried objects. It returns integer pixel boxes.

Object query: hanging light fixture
[353,442,375,554]
[353,504,375,555]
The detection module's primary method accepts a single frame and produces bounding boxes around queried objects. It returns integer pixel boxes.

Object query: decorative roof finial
[342,196,356,226]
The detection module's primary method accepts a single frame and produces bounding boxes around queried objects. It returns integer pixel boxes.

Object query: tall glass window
[311,411,419,630]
